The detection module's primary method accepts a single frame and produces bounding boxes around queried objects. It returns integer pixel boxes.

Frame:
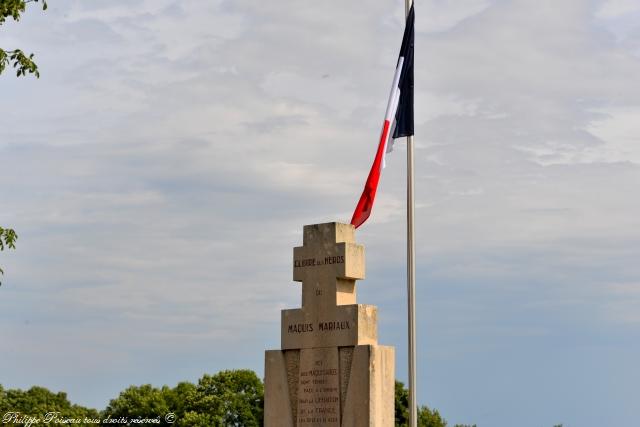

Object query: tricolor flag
[350,5,415,228]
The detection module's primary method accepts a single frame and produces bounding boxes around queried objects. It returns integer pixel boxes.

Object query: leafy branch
[1,0,45,284]
[0,48,39,76]
[0,0,47,78]
[0,227,18,285]
[1,0,47,25]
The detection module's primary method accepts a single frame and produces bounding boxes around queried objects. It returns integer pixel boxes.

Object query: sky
[1,0,639,425]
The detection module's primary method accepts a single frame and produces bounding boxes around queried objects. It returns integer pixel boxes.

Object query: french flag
[351,5,414,228]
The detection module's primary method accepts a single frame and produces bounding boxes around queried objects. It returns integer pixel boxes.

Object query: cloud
[1,1,639,425]
[596,0,640,19]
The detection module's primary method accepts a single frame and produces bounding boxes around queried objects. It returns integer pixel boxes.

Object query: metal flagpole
[405,0,417,425]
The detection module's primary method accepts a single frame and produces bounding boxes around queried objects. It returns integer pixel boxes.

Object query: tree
[417,406,447,427]
[182,370,264,427]
[1,0,47,77]
[102,384,171,425]
[0,226,18,285]
[161,381,197,422]
[395,380,410,425]
[102,382,200,426]
[102,370,263,426]
[395,380,448,427]
[0,384,100,422]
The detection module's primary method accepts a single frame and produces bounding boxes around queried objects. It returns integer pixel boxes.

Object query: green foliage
[417,405,447,427]
[0,0,42,284]
[395,380,447,427]
[0,0,47,285]
[1,373,485,427]
[0,48,39,77]
[0,226,17,251]
[0,0,47,25]
[182,369,264,427]
[102,384,171,424]
[102,370,263,426]
[395,380,410,425]
[0,0,47,78]
[0,384,100,423]
[161,381,196,422]
[0,226,18,285]
[102,381,197,426]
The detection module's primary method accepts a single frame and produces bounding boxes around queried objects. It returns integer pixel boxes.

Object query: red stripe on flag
[350,120,392,228]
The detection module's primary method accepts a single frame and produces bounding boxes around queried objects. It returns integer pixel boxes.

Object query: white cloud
[596,0,640,19]
[1,0,640,424]
[586,107,640,163]
[420,0,494,33]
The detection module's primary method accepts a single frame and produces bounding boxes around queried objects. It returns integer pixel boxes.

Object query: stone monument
[264,222,395,426]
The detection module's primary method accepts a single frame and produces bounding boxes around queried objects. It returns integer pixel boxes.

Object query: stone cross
[282,222,377,350]
[293,222,364,315]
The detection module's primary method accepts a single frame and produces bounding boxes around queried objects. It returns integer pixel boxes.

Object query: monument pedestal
[264,223,395,426]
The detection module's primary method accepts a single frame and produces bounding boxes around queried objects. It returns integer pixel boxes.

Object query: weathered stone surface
[285,350,301,423]
[264,222,395,426]
[341,345,395,427]
[264,350,295,427]
[338,346,354,419]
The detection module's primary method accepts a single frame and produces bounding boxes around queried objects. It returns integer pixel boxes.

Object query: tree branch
[0,0,47,25]
[0,227,18,286]
[0,47,40,77]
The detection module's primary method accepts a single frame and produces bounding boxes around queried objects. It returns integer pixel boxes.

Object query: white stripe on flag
[382,57,404,169]
[384,57,404,121]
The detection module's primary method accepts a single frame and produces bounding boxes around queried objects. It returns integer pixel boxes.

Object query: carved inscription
[287,320,351,335]
[294,255,345,268]
[297,347,340,427]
